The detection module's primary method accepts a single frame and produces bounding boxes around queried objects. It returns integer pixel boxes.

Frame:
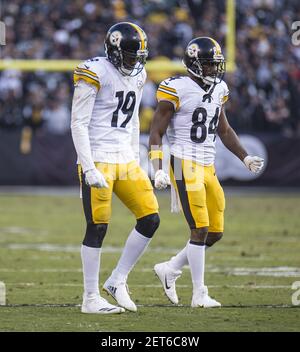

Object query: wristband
[149,150,163,160]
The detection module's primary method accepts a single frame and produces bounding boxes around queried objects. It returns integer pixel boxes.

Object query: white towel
[171,182,181,213]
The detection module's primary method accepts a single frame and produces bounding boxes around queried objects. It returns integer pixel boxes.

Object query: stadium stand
[0,0,299,135]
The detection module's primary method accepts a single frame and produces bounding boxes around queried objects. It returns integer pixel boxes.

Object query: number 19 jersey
[156,76,229,165]
[74,57,146,157]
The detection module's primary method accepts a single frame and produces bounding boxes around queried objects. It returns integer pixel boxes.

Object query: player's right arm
[148,101,174,189]
[71,64,108,188]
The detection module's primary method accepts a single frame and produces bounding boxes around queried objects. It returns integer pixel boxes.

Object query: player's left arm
[148,101,174,189]
[149,101,174,172]
[217,106,247,161]
[217,106,264,173]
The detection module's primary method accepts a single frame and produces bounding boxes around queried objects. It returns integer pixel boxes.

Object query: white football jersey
[157,75,229,165]
[74,57,146,162]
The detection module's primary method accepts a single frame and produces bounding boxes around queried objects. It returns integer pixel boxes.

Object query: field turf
[0,190,299,332]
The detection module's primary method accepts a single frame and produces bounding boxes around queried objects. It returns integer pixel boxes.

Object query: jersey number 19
[111,91,136,128]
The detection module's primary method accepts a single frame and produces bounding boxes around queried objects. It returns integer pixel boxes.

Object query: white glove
[154,170,170,190]
[243,156,264,174]
[84,168,108,188]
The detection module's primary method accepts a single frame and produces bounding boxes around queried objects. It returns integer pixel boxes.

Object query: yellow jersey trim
[158,84,177,93]
[75,67,98,78]
[222,95,229,104]
[74,73,100,90]
[156,90,179,110]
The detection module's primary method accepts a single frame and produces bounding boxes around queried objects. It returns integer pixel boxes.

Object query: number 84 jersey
[157,76,229,166]
[74,57,146,157]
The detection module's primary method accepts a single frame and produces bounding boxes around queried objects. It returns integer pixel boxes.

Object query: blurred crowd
[0,0,300,139]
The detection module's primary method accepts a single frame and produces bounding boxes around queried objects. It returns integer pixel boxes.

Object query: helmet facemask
[119,48,148,76]
[186,56,226,85]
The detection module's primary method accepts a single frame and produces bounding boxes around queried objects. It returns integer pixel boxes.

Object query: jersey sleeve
[156,78,180,110]
[73,60,101,91]
[221,81,229,104]
[141,67,147,86]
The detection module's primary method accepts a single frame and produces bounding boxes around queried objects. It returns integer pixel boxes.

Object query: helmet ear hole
[109,49,121,66]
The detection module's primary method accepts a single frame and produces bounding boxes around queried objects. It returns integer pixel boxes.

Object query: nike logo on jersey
[165,276,171,289]
[84,64,90,69]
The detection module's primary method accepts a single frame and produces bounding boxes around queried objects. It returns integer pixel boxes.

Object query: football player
[149,37,264,308]
[71,22,159,314]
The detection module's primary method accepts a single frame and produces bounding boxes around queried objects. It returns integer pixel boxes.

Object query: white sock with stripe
[81,245,101,296]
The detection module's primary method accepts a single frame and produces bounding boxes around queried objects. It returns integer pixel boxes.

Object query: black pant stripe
[81,169,93,224]
[170,155,196,229]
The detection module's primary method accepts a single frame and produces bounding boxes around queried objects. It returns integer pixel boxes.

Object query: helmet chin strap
[119,62,143,77]
[202,75,215,85]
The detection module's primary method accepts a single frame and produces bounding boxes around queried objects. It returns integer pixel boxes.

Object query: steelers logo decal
[187,43,200,58]
[110,31,122,47]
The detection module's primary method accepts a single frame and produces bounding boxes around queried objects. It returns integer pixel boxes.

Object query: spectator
[0,0,299,136]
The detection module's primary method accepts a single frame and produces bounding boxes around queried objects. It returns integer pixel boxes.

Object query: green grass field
[0,190,300,332]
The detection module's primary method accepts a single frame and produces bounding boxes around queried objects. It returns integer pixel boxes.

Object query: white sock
[168,241,188,271]
[187,241,205,291]
[168,241,210,271]
[81,245,101,296]
[110,228,151,282]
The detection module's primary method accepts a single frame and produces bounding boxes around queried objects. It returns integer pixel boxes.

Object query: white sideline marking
[3,243,179,254]
[1,242,268,260]
[4,282,293,289]
[0,266,299,277]
[0,268,82,273]
[0,227,48,236]
[206,266,300,277]
[0,281,6,305]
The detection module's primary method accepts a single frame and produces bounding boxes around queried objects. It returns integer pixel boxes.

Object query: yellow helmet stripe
[129,23,145,50]
[208,37,222,55]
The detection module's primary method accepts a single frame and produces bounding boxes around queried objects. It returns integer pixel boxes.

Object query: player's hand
[84,168,108,188]
[154,170,170,190]
[243,156,264,174]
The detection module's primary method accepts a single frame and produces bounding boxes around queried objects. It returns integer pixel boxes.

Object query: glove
[84,168,108,188]
[154,170,170,190]
[243,156,264,174]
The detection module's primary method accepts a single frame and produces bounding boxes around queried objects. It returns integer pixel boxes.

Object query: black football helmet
[183,37,226,85]
[104,22,148,77]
